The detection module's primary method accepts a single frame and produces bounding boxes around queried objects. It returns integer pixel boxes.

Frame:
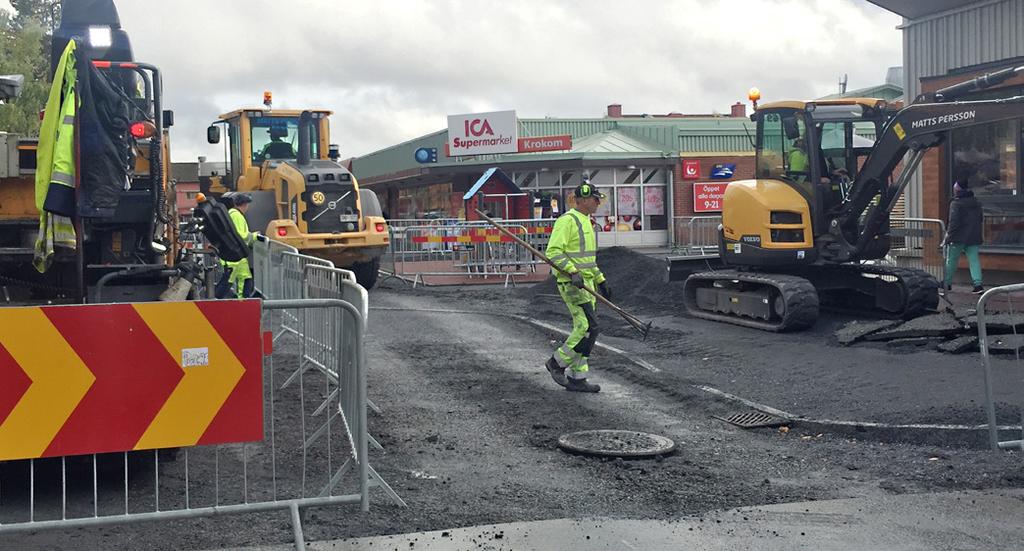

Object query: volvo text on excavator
[683,65,1024,331]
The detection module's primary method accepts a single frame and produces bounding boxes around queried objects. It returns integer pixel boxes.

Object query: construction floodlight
[0,75,24,102]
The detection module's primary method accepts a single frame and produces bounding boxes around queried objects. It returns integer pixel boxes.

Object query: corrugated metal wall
[520,120,617,139]
[901,0,1024,216]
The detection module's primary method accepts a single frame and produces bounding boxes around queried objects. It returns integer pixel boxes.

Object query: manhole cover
[715,411,787,429]
[557,430,676,458]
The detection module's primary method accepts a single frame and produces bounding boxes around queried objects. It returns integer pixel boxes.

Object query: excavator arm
[828,66,1024,262]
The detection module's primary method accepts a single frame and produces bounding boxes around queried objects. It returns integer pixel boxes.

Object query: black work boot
[545,357,567,387]
[566,378,601,393]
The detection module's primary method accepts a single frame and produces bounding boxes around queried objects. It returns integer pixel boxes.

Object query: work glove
[570,272,584,289]
[598,281,612,300]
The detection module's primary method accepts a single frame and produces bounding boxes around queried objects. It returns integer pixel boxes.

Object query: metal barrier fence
[252,237,299,300]
[383,218,554,285]
[887,218,946,283]
[672,216,721,256]
[979,284,1024,451]
[0,298,396,550]
[301,263,384,435]
[669,216,946,282]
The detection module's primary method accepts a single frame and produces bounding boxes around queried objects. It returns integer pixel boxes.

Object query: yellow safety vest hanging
[33,40,78,273]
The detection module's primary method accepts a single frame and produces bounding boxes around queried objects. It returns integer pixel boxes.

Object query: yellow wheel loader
[204,103,389,289]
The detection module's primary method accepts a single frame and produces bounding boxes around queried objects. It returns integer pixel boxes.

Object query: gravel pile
[520,247,685,310]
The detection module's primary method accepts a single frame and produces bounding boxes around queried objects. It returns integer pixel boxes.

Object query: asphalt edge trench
[369,305,1015,448]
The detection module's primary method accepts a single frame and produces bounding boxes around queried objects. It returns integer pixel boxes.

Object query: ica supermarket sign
[447,110,518,156]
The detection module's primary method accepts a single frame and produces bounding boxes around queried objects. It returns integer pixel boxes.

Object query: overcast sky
[4,0,903,162]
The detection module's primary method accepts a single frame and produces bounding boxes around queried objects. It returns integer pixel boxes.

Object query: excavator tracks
[682,264,939,332]
[683,270,819,332]
[809,264,939,319]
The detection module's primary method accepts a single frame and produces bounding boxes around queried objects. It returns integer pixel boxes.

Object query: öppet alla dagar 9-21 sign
[693,182,728,213]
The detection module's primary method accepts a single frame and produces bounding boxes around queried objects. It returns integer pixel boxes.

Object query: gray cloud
[8,0,903,161]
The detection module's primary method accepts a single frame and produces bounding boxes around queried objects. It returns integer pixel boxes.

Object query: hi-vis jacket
[33,40,78,273]
[226,207,255,282]
[546,208,606,286]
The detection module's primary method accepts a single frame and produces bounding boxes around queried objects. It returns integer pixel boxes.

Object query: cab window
[250,117,320,163]
[757,111,809,183]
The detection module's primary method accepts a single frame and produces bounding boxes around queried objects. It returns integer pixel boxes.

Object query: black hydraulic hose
[934,65,1024,102]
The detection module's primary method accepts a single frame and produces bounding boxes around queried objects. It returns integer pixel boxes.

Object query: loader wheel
[352,257,381,290]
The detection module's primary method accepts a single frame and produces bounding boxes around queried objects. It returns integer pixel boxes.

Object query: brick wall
[672,154,755,217]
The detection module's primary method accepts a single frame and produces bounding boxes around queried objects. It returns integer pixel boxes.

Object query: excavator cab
[743,99,892,258]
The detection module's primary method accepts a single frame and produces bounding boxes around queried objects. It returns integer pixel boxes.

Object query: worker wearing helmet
[258,125,296,161]
[214,193,256,298]
[543,179,611,393]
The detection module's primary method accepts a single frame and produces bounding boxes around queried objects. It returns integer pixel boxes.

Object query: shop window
[515,171,537,188]
[951,118,1023,249]
[537,170,559,188]
[397,183,454,219]
[593,191,616,232]
[533,188,562,218]
[533,171,561,218]
[642,168,667,184]
[614,187,642,232]
[643,186,668,230]
[562,171,582,189]
[619,168,641,185]
[588,168,613,186]
[535,168,671,234]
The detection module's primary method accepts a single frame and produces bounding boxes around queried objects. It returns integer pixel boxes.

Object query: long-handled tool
[475,210,653,340]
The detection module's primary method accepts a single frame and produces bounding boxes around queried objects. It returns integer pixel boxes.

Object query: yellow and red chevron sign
[0,300,262,461]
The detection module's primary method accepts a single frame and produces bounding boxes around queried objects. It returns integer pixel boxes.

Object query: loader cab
[205,109,331,193]
[753,99,889,235]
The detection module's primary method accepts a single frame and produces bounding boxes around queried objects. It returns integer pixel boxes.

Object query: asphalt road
[251,489,1024,550]
[400,274,1024,429]
[6,282,1024,549]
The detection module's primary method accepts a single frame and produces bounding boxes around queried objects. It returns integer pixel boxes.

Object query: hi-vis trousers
[553,281,599,379]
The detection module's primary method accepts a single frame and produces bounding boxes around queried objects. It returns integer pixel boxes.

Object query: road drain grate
[715,411,787,429]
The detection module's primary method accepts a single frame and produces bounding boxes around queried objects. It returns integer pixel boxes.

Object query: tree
[0,1,58,136]
[10,0,60,33]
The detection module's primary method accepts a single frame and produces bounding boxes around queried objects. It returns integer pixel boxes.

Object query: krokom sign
[693,182,728,213]
[518,134,572,153]
[448,110,518,156]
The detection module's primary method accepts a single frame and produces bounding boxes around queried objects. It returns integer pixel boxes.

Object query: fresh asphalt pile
[519,246,687,311]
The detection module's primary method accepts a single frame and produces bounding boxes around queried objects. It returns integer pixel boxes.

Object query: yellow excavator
[204,98,389,289]
[683,65,1024,331]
